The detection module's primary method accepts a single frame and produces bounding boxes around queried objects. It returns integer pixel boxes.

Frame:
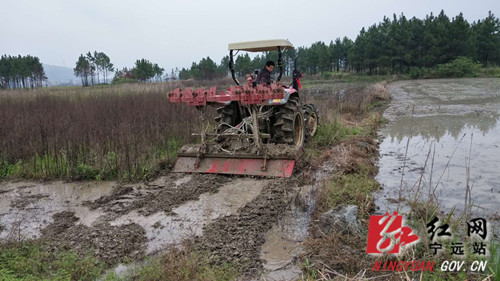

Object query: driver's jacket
[256,67,272,85]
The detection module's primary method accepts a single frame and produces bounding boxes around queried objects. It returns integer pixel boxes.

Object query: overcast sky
[2,0,499,72]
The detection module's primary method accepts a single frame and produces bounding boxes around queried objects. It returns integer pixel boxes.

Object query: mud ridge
[41,211,147,266]
[195,177,305,277]
[85,174,231,216]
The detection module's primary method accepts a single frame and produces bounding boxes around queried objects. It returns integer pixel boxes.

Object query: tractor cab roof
[228,39,293,52]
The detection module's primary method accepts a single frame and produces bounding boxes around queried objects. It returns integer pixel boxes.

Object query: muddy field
[0,165,320,279]
[3,78,498,280]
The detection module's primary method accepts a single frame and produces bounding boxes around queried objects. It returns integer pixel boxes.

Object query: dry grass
[0,83,204,180]
[316,136,378,174]
[303,229,374,277]
[337,82,391,113]
[168,77,235,89]
[302,82,389,123]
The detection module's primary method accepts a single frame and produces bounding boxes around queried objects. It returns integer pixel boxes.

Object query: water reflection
[385,112,499,142]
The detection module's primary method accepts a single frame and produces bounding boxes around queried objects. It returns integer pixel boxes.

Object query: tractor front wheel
[303,104,319,141]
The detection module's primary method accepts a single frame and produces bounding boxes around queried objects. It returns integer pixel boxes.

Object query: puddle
[376,78,500,235]
[148,174,193,188]
[259,184,318,281]
[110,178,268,254]
[0,181,114,240]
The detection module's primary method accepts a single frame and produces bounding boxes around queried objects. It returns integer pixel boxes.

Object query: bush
[409,67,422,79]
[0,160,22,179]
[111,77,139,85]
[408,58,483,79]
[434,57,482,78]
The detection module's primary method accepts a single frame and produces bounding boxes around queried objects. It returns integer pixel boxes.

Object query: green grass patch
[319,174,380,218]
[311,119,362,148]
[0,241,105,281]
[0,160,23,179]
[102,248,239,281]
[489,241,500,280]
[0,238,239,281]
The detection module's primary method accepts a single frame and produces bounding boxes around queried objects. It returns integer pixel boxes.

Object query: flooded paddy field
[376,78,500,236]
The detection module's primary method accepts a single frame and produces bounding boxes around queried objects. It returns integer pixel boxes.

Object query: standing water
[376,78,500,236]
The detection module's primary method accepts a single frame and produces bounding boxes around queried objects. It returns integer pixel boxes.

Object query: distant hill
[43,64,79,86]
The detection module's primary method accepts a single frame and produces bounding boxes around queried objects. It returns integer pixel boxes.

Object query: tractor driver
[255,61,275,85]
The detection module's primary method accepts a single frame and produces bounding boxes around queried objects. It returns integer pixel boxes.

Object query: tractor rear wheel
[215,102,241,133]
[273,96,305,148]
[303,104,319,141]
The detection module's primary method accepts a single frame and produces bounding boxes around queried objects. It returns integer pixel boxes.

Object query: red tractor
[167,39,318,177]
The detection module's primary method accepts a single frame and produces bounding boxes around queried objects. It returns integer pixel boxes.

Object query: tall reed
[0,83,201,180]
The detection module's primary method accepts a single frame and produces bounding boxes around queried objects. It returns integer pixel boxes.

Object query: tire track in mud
[195,175,309,277]
[84,174,231,217]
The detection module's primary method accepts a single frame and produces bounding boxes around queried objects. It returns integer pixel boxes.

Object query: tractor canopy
[228,39,293,52]
[228,39,293,85]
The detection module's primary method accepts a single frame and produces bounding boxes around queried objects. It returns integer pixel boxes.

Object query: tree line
[178,11,499,79]
[0,55,47,89]
[320,10,500,75]
[74,51,114,86]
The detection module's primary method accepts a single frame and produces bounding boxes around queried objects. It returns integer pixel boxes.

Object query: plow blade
[173,155,295,178]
